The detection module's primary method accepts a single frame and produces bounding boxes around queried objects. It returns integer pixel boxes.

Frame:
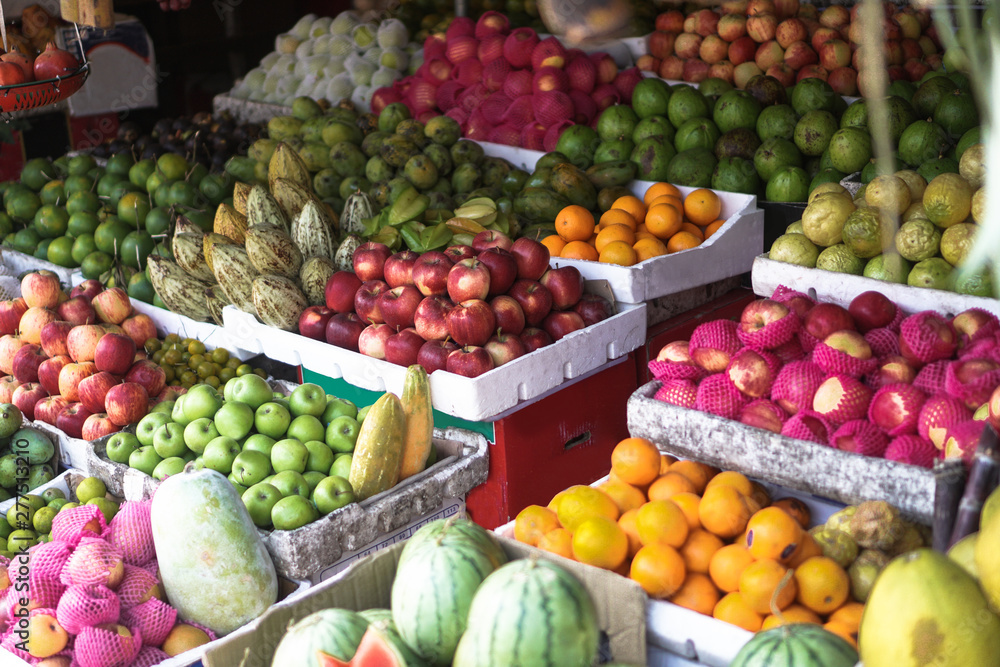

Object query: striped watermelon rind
[730,624,859,667]
[397,517,508,570]
[270,608,370,665]
[452,557,601,667]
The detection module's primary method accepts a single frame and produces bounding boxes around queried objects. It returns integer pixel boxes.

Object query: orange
[599,240,638,266]
[541,234,566,257]
[632,236,668,262]
[560,240,599,261]
[611,195,646,225]
[786,533,824,568]
[828,602,865,632]
[709,544,756,593]
[555,205,595,242]
[669,572,719,616]
[670,492,702,530]
[514,505,561,547]
[643,182,681,205]
[699,484,753,539]
[703,219,725,238]
[680,222,705,240]
[705,471,754,496]
[659,453,678,474]
[648,194,684,211]
[611,437,662,487]
[770,497,812,529]
[636,499,690,548]
[761,604,822,630]
[554,485,620,532]
[748,483,772,513]
[713,592,763,632]
[739,559,797,615]
[684,188,722,226]
[630,543,686,598]
[618,508,643,557]
[572,516,629,570]
[537,527,574,559]
[595,224,637,253]
[598,478,647,514]
[599,208,639,231]
[666,231,702,253]
[793,556,850,615]
[745,507,804,562]
[823,620,858,650]
[644,202,683,240]
[669,460,717,493]
[647,471,697,501]
[680,529,724,574]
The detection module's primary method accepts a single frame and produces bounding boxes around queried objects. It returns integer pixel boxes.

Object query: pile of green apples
[102,378,366,532]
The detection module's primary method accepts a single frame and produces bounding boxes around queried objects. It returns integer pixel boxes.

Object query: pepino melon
[150,468,278,636]
[398,365,433,481]
[452,557,600,667]
[272,608,370,666]
[730,624,858,667]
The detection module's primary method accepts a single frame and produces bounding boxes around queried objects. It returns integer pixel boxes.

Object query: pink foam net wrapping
[917,394,973,445]
[868,383,927,437]
[771,360,828,415]
[780,410,833,446]
[131,646,171,667]
[812,340,878,378]
[108,500,155,567]
[886,304,906,332]
[115,564,161,610]
[51,504,107,547]
[648,359,709,383]
[864,327,900,359]
[955,308,1000,348]
[695,373,750,420]
[654,379,699,409]
[812,374,872,427]
[771,338,806,364]
[60,537,125,588]
[736,307,801,350]
[74,623,143,667]
[56,584,121,635]
[944,359,1000,410]
[958,337,1000,363]
[1,620,40,661]
[688,319,742,371]
[884,434,937,468]
[738,399,788,433]
[899,311,957,363]
[914,360,951,396]
[121,597,177,648]
[830,419,889,457]
[770,286,814,307]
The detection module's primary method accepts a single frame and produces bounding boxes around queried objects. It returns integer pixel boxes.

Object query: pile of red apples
[298,230,616,378]
[650,286,1000,469]
[371,12,644,150]
[0,273,179,441]
[639,0,942,95]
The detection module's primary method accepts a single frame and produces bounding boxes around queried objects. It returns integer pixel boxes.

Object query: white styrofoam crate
[0,248,82,286]
[0,468,76,513]
[223,299,645,422]
[129,299,257,360]
[30,419,89,471]
[751,254,1000,318]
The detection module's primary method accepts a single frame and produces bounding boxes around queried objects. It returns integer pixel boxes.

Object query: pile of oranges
[513,437,861,648]
[544,185,726,266]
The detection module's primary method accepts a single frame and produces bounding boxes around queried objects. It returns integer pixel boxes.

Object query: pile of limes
[145,334,267,390]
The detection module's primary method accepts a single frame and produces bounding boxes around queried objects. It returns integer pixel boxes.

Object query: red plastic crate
[465,354,638,530]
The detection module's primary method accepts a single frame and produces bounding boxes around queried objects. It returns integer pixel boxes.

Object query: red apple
[718,13,748,40]
[412,251,454,297]
[0,335,28,375]
[0,375,21,403]
[91,287,132,325]
[156,386,186,404]
[358,323,394,359]
[869,383,926,435]
[674,33,703,60]
[508,279,553,327]
[848,291,896,333]
[59,361,97,402]
[444,245,476,264]
[727,348,778,398]
[649,31,677,59]
[739,399,787,433]
[447,299,496,347]
[476,248,518,298]
[37,354,70,397]
[66,324,107,363]
[56,296,97,327]
[82,412,120,440]
[484,332,527,367]
[12,382,47,421]
[755,40,786,71]
[490,295,526,336]
[105,382,149,427]
[796,64,828,82]
[828,66,858,95]
[693,8,721,36]
[520,327,554,353]
[734,62,765,88]
[700,34,730,64]
[39,320,73,359]
[325,312,366,351]
[471,230,514,253]
[56,402,93,439]
[659,55,685,79]
[120,314,157,349]
[298,305,334,341]
[739,299,791,336]
[869,355,917,389]
[12,344,46,385]
[811,26,842,52]
[0,298,28,336]
[818,38,851,70]
[656,9,684,32]
[823,330,873,360]
[94,333,137,376]
[324,271,364,314]
[78,371,120,415]
[446,345,495,378]
[353,242,392,282]
[123,359,166,399]
[783,41,818,69]
[70,279,103,302]
[952,308,999,349]
[447,258,491,304]
[414,295,455,342]
[775,17,808,47]
[354,280,389,325]
[539,267,584,311]
[383,250,421,288]
[804,303,855,340]
[819,4,850,28]
[384,327,425,366]
[729,36,758,65]
[765,63,796,87]
[683,59,711,83]
[19,307,58,346]
[709,60,736,84]
[542,310,585,341]
[417,339,458,374]
[20,272,62,309]
[34,395,70,426]
[377,285,423,330]
[747,13,778,42]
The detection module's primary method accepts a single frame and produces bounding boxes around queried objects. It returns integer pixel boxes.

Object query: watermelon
[358,610,430,666]
[730,624,859,667]
[452,558,600,667]
[391,520,508,664]
[349,625,406,667]
[270,608,369,666]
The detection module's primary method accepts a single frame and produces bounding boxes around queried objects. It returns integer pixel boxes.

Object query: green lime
[95,218,133,256]
[6,189,41,221]
[106,151,135,177]
[12,227,41,255]
[20,158,57,191]
[39,180,65,206]
[81,250,113,279]
[63,175,95,197]
[199,174,231,206]
[66,190,101,215]
[118,192,151,227]
[32,506,57,534]
[166,181,200,208]
[68,211,101,237]
[129,159,156,189]
[153,181,175,208]
[95,170,126,197]
[145,207,171,236]
[120,230,156,269]
[33,205,69,238]
[34,239,52,260]
[76,476,107,503]
[108,180,141,209]
[157,153,189,181]
[47,236,75,267]
[127,271,156,303]
[0,212,13,238]
[186,162,208,187]
[68,154,96,176]
[71,234,98,264]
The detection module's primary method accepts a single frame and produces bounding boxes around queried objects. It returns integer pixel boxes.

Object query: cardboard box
[628,380,935,523]
[201,533,648,667]
[751,254,1000,318]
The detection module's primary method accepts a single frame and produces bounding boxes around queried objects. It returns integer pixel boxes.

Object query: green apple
[223,377,237,403]
[152,422,188,459]
[304,440,335,474]
[136,412,172,447]
[129,446,163,476]
[255,402,291,439]
[31,506,57,534]
[330,453,352,478]
[356,404,372,424]
[213,401,254,440]
[231,449,271,487]
[326,416,360,454]
[242,482,282,527]
[40,488,65,503]
[270,470,310,497]
[289,383,327,418]
[183,417,219,454]
[60,502,79,511]
[47,498,69,511]
[303,470,326,493]
[271,438,308,474]
[76,478,106,504]
[313,475,356,515]
[152,399,175,415]
[106,431,140,464]
[171,395,193,427]
[322,397,357,425]
[243,433,276,456]
[189,457,206,471]
[202,436,241,475]
[272,397,292,412]
[230,373,274,410]
[287,414,324,444]
[182,384,223,422]
[271,494,318,530]
[152,456,186,480]
[227,476,248,497]
[87,497,119,523]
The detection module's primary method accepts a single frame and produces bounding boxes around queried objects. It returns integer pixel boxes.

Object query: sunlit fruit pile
[649,287,1000,468]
